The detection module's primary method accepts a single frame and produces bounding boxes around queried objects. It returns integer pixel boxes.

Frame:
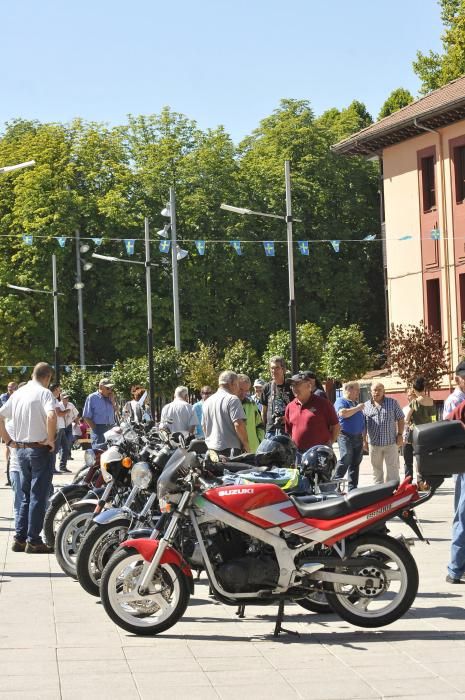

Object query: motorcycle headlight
[84,449,96,468]
[131,461,152,489]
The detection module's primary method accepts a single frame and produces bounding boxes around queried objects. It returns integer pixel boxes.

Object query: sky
[1,0,443,144]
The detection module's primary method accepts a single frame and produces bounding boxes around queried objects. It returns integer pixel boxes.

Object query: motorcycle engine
[205,524,279,593]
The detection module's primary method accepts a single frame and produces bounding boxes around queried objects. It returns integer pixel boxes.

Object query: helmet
[255,435,297,467]
[301,444,336,482]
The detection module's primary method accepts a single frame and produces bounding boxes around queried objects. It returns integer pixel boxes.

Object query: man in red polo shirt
[285,371,339,457]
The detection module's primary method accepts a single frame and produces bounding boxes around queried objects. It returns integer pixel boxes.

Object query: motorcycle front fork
[137,490,190,595]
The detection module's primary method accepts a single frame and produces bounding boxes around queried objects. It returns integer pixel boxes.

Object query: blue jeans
[90,424,114,449]
[54,428,70,471]
[449,473,465,579]
[16,446,53,544]
[10,471,22,533]
[333,432,364,490]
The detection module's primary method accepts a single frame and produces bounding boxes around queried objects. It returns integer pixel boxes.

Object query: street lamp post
[160,189,187,353]
[7,254,64,380]
[92,221,159,416]
[221,159,301,373]
[74,229,86,368]
[0,160,35,174]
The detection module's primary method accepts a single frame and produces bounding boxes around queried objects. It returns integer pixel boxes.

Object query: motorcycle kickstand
[273,600,299,638]
[236,604,245,618]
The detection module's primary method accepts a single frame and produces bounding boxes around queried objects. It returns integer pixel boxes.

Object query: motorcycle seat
[289,480,400,520]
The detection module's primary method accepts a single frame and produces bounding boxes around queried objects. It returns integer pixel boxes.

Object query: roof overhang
[332,96,465,157]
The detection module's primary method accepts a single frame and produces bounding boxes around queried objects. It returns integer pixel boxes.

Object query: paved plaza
[0,450,464,699]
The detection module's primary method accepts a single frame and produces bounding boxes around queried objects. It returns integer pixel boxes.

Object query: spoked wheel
[54,504,96,578]
[76,519,130,596]
[43,487,91,548]
[100,547,190,636]
[297,589,333,614]
[326,534,419,628]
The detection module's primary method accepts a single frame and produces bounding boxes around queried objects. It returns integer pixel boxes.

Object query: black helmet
[301,444,336,482]
[255,435,297,467]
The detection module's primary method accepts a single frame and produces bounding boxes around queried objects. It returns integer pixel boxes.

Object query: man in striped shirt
[363,382,404,484]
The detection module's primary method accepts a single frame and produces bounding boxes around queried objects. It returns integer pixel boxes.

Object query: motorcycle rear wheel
[297,590,333,614]
[43,486,92,548]
[101,547,190,636]
[54,504,96,578]
[76,519,130,596]
[326,534,418,628]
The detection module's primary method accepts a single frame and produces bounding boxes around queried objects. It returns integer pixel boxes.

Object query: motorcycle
[100,443,432,636]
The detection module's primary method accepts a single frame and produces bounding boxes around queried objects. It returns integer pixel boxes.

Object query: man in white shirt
[60,394,78,471]
[159,387,198,436]
[0,362,56,553]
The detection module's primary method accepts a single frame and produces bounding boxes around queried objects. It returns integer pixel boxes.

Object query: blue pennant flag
[124,239,135,255]
[298,241,309,256]
[159,240,171,254]
[20,366,27,374]
[263,241,275,257]
[7,367,12,374]
[195,240,205,255]
[65,365,71,373]
[399,235,413,241]
[56,236,66,248]
[93,237,103,246]
[363,234,376,241]
[22,234,33,246]
[331,240,340,253]
[431,227,440,240]
[230,240,242,256]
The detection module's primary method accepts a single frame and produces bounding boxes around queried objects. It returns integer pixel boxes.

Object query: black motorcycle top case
[413,421,465,477]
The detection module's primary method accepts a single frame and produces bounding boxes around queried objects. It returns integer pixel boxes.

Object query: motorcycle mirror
[207,449,220,464]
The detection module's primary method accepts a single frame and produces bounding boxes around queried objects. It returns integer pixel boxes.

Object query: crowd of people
[1,356,465,588]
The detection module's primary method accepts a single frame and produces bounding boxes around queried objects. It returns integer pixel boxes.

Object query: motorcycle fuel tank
[202,483,299,528]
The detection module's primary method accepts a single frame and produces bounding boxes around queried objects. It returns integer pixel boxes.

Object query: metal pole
[285,160,298,373]
[52,254,60,383]
[170,187,181,352]
[75,228,85,368]
[145,217,155,418]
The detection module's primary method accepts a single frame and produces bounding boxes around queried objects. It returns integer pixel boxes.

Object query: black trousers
[403,442,414,480]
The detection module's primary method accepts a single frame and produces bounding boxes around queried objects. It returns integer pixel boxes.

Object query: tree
[321,324,372,382]
[60,367,101,411]
[222,339,261,379]
[378,88,415,119]
[413,0,465,93]
[261,322,325,374]
[181,342,219,391]
[153,347,184,397]
[110,357,148,399]
[385,322,450,389]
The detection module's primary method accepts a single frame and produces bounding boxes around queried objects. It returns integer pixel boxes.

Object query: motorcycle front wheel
[326,534,418,628]
[100,547,190,636]
[76,519,130,596]
[54,504,96,578]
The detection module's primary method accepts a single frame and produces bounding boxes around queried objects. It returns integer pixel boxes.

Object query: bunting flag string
[93,237,103,246]
[431,227,440,240]
[330,240,340,253]
[263,241,275,257]
[159,240,171,253]
[124,239,135,255]
[231,240,242,255]
[195,240,205,255]
[56,236,66,248]
[399,235,413,241]
[22,234,33,245]
[298,241,309,256]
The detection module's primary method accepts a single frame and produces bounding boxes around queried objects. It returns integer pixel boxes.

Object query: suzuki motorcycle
[100,445,431,636]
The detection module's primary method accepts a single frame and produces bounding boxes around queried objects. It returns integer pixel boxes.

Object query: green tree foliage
[261,322,325,374]
[110,357,148,399]
[181,342,219,391]
[413,0,465,93]
[0,99,384,369]
[153,347,184,396]
[378,88,415,119]
[222,339,261,380]
[321,324,372,382]
[60,367,100,411]
[385,322,449,389]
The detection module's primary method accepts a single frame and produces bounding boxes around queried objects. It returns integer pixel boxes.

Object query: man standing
[83,378,116,448]
[0,362,56,553]
[192,386,212,438]
[202,371,249,456]
[237,374,265,452]
[364,382,404,484]
[285,371,339,457]
[61,394,78,468]
[443,363,465,419]
[333,382,365,490]
[261,357,293,437]
[252,379,265,410]
[160,387,198,436]
[50,384,71,475]
[0,381,18,406]
[443,393,465,583]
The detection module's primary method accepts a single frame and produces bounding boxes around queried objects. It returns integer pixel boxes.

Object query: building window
[460,274,465,331]
[455,145,465,204]
[426,278,441,337]
[421,156,436,212]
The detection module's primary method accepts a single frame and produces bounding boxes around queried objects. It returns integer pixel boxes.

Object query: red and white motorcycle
[100,444,433,636]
